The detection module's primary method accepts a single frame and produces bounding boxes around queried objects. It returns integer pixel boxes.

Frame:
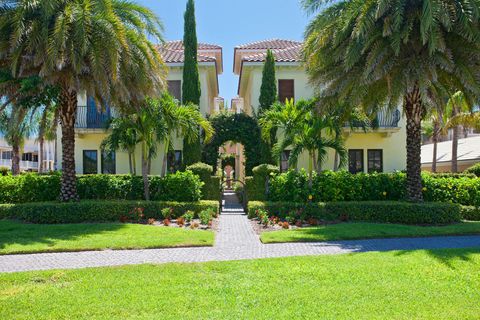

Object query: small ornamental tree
[259,50,277,114]
[182,0,202,165]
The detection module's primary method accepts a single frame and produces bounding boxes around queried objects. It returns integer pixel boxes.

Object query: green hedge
[259,170,480,206]
[0,200,219,224]
[248,201,463,225]
[461,206,480,221]
[0,171,203,203]
[245,164,279,201]
[186,163,220,200]
[465,163,480,177]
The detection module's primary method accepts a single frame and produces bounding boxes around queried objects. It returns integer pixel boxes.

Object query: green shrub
[0,171,203,203]
[0,166,10,176]
[245,164,280,201]
[0,200,219,224]
[186,163,220,200]
[183,210,194,222]
[461,206,480,221]
[198,208,215,225]
[262,170,480,206]
[248,201,462,225]
[465,163,480,177]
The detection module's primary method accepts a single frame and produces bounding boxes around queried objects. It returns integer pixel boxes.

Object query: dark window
[21,153,33,161]
[348,149,364,174]
[32,154,38,162]
[83,150,98,174]
[168,80,182,102]
[280,150,291,173]
[101,150,116,174]
[368,149,383,173]
[278,79,295,103]
[167,151,182,174]
[1,151,12,160]
[86,97,111,129]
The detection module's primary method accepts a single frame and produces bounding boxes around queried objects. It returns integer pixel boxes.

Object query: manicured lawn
[0,220,214,255]
[261,222,480,243]
[1,248,480,319]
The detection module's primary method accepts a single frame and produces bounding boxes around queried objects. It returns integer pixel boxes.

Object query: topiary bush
[0,171,203,203]
[186,162,220,200]
[248,201,462,225]
[245,164,280,201]
[0,200,219,224]
[465,163,480,177]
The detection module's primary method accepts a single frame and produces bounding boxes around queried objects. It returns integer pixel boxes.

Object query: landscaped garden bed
[0,220,215,255]
[249,200,480,243]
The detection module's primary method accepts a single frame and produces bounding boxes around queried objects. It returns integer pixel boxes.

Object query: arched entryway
[203,113,271,177]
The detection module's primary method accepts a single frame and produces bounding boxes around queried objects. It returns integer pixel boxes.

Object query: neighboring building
[233,39,407,173]
[421,135,480,172]
[56,41,223,175]
[0,136,55,172]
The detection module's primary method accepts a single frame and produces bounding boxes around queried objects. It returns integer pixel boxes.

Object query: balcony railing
[345,109,401,129]
[0,159,39,170]
[75,106,118,129]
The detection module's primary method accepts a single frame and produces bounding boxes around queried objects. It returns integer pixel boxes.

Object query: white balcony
[0,159,39,171]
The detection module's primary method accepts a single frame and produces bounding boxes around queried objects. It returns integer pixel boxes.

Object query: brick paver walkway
[1,192,480,273]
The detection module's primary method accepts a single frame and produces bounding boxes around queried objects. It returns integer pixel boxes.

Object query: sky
[137,0,310,104]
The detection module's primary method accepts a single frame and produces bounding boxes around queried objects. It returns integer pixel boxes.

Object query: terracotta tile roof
[162,40,222,51]
[158,41,221,63]
[235,39,302,50]
[242,45,303,63]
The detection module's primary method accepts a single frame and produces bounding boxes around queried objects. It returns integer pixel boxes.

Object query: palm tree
[422,108,444,173]
[445,92,472,172]
[0,105,36,175]
[102,94,214,200]
[37,100,59,173]
[102,117,139,175]
[0,0,165,201]
[303,0,480,201]
[260,99,347,188]
[157,93,214,177]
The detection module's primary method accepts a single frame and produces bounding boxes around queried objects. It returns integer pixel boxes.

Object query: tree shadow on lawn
[303,236,480,268]
[393,246,480,269]
[0,220,127,253]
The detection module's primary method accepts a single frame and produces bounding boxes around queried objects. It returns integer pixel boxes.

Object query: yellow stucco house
[56,41,223,175]
[232,39,407,174]
[56,39,406,177]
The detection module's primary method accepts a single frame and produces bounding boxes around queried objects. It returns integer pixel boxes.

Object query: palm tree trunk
[432,122,439,173]
[11,144,20,175]
[161,139,169,177]
[308,151,314,189]
[38,136,44,174]
[451,106,459,172]
[128,152,133,175]
[142,143,150,201]
[131,149,137,175]
[59,87,79,202]
[404,86,423,202]
[334,151,339,171]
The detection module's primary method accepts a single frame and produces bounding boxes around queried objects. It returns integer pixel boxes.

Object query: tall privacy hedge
[186,163,220,200]
[248,169,480,207]
[0,171,203,203]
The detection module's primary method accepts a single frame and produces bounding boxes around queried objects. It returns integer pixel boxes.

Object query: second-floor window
[168,150,183,173]
[278,79,295,103]
[348,149,364,174]
[280,150,291,173]
[168,80,182,102]
[21,153,37,162]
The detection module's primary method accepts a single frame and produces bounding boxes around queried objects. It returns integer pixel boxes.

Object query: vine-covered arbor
[203,113,271,175]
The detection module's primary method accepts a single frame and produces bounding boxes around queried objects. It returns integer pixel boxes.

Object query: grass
[0,220,214,255]
[1,248,480,319]
[260,221,480,243]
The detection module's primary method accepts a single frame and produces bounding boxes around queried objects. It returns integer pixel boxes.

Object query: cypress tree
[182,0,202,164]
[259,50,277,113]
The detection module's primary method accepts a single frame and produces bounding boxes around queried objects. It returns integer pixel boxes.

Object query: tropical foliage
[0,0,165,201]
[303,0,480,201]
[102,93,213,200]
[260,99,347,187]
